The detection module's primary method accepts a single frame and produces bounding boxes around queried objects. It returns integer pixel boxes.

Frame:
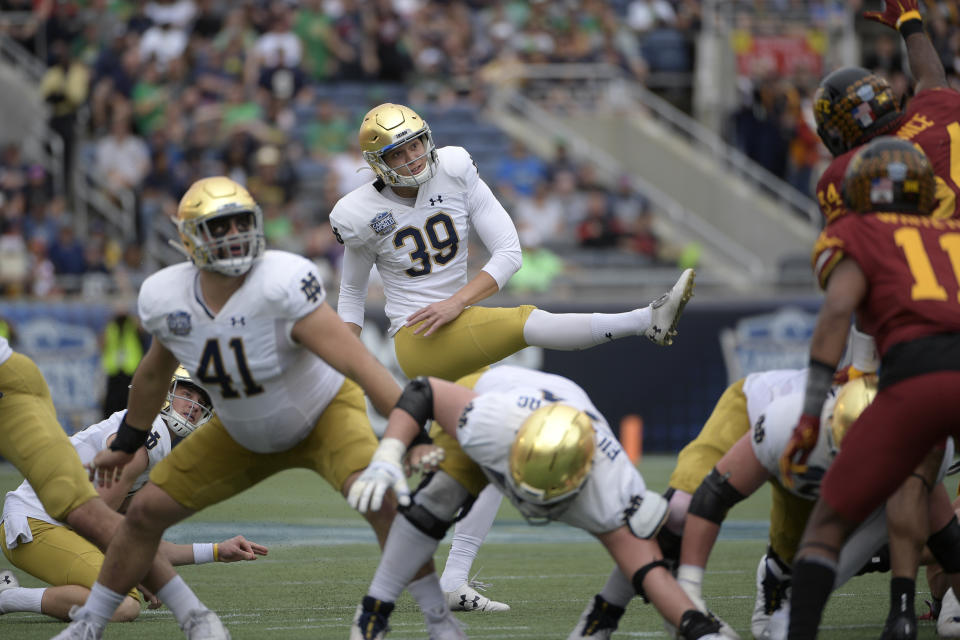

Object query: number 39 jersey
[456,365,649,534]
[330,146,521,335]
[812,213,960,355]
[2,411,171,544]
[138,250,344,453]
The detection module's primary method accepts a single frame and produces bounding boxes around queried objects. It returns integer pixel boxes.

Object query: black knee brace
[688,468,746,525]
[631,559,670,603]
[399,502,453,540]
[928,515,960,573]
[678,609,721,640]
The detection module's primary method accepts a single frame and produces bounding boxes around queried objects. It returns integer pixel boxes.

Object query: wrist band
[213,543,219,562]
[193,543,216,564]
[898,13,924,37]
[109,416,150,453]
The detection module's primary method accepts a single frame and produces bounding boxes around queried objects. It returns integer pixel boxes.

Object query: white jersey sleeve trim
[469,178,521,289]
[337,243,376,327]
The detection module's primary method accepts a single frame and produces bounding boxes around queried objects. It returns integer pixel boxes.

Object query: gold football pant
[151,379,378,511]
[394,305,536,381]
[0,353,98,521]
[667,378,809,562]
[0,519,139,599]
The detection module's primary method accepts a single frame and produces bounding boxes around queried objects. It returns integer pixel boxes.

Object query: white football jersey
[742,368,808,427]
[331,146,521,335]
[0,336,11,365]
[2,411,172,549]
[138,250,344,453]
[457,365,649,534]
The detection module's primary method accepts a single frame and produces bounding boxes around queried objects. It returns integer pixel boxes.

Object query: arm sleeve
[337,244,376,327]
[469,177,522,289]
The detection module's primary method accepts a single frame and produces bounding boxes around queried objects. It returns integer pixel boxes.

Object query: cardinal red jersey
[812,212,960,355]
[816,88,960,224]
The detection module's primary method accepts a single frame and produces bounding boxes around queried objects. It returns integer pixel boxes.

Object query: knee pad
[929,516,960,573]
[401,471,471,540]
[688,468,746,526]
[631,559,670,603]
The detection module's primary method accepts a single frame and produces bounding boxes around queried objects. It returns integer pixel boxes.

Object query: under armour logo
[459,594,480,609]
[300,272,323,303]
[429,194,443,206]
[231,317,245,327]
[604,332,613,341]
[1,575,11,584]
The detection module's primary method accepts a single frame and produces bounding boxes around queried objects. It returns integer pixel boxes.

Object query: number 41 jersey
[138,251,344,453]
[812,213,960,356]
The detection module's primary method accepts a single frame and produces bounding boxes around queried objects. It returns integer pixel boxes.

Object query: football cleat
[0,570,19,616]
[350,596,394,640]
[880,610,917,640]
[445,579,510,612]
[567,594,625,639]
[938,588,960,638]
[424,604,467,639]
[763,603,789,640]
[645,269,695,346]
[751,553,791,639]
[181,608,231,640]
[50,607,102,640]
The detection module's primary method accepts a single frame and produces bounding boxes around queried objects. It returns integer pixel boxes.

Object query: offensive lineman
[54,177,451,640]
[782,138,960,640]
[1,368,266,622]
[330,102,695,611]
[346,365,729,640]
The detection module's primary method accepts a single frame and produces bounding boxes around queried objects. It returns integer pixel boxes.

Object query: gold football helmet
[508,403,595,507]
[359,103,438,188]
[827,373,878,454]
[175,177,265,275]
[161,366,213,438]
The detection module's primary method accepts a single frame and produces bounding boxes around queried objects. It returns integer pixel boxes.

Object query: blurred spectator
[48,225,86,276]
[27,235,57,298]
[95,112,151,193]
[131,58,171,136]
[0,217,29,296]
[577,189,624,249]
[249,2,303,92]
[513,179,568,243]
[495,141,550,200]
[329,138,372,197]
[41,38,89,181]
[305,100,352,159]
[113,243,151,298]
[140,21,189,70]
[509,227,565,295]
[0,144,29,200]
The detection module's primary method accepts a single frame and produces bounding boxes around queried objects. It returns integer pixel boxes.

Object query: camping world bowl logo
[719,307,816,383]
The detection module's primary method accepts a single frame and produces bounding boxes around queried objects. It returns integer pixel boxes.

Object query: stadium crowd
[0,0,709,299]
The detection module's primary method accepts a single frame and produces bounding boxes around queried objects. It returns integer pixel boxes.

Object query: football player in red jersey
[814,1,960,225]
[781,137,960,640]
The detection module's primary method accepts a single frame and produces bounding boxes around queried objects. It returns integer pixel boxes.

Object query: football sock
[407,573,446,614]
[440,485,501,592]
[598,568,635,608]
[0,586,44,614]
[788,556,837,640]
[370,516,440,602]
[522,308,652,350]
[156,575,205,627]
[888,576,915,617]
[77,582,125,628]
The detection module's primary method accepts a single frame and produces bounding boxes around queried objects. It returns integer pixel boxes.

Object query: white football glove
[347,438,411,513]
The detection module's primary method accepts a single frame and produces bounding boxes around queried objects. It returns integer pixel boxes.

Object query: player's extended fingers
[392,480,411,507]
[346,480,364,511]
[251,542,268,556]
[358,480,377,514]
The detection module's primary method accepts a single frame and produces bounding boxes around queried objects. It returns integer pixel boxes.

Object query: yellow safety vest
[101,318,142,376]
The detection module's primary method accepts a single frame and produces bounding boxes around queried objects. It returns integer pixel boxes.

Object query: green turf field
[0,455,948,639]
